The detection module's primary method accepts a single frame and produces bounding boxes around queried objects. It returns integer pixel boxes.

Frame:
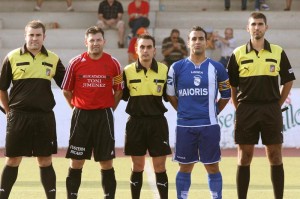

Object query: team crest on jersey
[157,85,162,93]
[46,68,51,76]
[270,65,275,72]
[194,75,201,86]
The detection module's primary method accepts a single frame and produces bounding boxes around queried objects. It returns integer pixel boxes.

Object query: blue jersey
[167,58,231,127]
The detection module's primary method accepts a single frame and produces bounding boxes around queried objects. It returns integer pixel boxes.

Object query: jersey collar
[20,44,49,56]
[135,58,158,73]
[246,39,272,54]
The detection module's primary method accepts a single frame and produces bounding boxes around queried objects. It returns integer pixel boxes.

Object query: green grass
[0,157,299,198]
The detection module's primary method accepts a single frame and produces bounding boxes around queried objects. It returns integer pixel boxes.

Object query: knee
[238,152,253,166]
[132,161,145,172]
[70,159,85,169]
[37,156,52,167]
[5,157,22,167]
[97,20,105,29]
[179,164,194,173]
[153,163,166,173]
[205,163,220,174]
[268,152,283,165]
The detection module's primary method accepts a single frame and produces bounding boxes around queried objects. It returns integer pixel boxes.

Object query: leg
[204,163,222,199]
[236,144,254,199]
[34,0,43,10]
[265,144,284,199]
[254,0,260,10]
[241,0,247,10]
[100,160,116,199]
[130,17,150,36]
[0,157,22,199]
[36,0,43,7]
[66,159,85,199]
[224,0,230,10]
[152,156,168,199]
[284,0,291,10]
[117,21,125,47]
[65,0,74,11]
[37,156,56,199]
[176,163,194,199]
[130,156,145,199]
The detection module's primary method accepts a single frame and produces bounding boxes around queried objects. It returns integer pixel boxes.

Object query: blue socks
[176,171,191,199]
[208,172,223,199]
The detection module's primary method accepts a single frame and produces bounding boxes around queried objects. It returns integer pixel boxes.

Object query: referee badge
[46,68,51,76]
[157,85,162,93]
[270,65,275,72]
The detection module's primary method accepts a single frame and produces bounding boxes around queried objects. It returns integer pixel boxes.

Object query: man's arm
[167,95,178,111]
[113,90,123,111]
[0,90,9,114]
[231,86,238,109]
[53,59,66,89]
[63,90,74,109]
[217,98,230,113]
[117,13,123,21]
[279,81,293,106]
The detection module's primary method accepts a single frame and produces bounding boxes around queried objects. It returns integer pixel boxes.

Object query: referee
[122,34,171,199]
[227,12,296,199]
[0,20,66,199]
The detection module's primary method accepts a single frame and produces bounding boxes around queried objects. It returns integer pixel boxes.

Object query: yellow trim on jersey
[218,79,231,91]
[113,74,123,85]
[8,48,59,81]
[124,62,168,97]
[234,44,282,77]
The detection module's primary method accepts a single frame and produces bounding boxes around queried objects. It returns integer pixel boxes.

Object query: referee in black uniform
[227,12,295,199]
[122,34,171,199]
[0,20,65,199]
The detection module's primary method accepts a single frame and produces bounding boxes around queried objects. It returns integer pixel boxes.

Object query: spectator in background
[162,29,188,68]
[224,0,269,11]
[127,0,150,36]
[97,0,125,48]
[284,0,292,10]
[205,28,216,58]
[34,0,74,11]
[128,27,148,64]
[214,27,236,68]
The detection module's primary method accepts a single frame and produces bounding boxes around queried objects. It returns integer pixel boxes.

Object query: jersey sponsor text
[178,88,208,97]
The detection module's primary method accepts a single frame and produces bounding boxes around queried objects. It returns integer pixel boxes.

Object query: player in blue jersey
[166,26,231,199]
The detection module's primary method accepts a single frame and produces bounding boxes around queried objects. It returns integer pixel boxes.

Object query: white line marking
[145,158,160,198]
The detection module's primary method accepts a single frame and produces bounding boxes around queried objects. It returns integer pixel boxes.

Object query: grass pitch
[0,156,299,198]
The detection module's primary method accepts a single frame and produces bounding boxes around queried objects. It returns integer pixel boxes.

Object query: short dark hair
[25,20,46,34]
[249,12,267,24]
[85,26,104,39]
[170,29,180,35]
[137,34,156,47]
[188,26,207,40]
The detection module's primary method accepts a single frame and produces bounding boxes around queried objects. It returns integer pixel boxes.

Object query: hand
[173,42,179,49]
[106,19,117,26]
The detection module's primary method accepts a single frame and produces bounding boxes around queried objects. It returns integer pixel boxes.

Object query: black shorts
[124,115,172,157]
[5,110,57,157]
[66,108,115,162]
[234,102,283,145]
